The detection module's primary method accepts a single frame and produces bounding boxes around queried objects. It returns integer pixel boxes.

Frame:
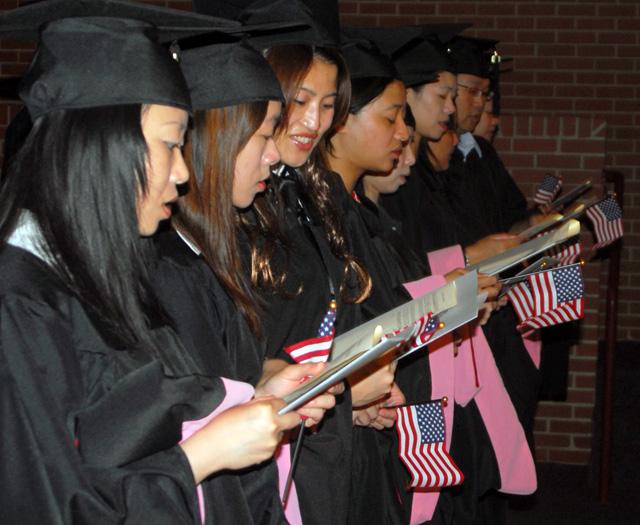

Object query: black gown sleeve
[0,294,205,525]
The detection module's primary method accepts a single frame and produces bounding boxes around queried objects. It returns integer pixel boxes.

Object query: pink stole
[180,378,255,524]
[404,245,537,524]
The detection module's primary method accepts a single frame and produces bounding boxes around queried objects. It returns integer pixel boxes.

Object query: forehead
[299,58,338,95]
[457,73,489,88]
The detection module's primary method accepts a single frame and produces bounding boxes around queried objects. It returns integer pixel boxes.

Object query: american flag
[507,263,584,330]
[544,239,582,265]
[586,196,623,249]
[387,312,440,351]
[395,401,464,489]
[534,174,562,205]
[284,301,336,364]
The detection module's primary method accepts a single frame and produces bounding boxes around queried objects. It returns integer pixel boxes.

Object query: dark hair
[252,44,371,303]
[0,105,165,352]
[348,76,395,115]
[175,101,268,336]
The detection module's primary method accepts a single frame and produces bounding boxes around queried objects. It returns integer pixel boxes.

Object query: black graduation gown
[446,136,530,235]
[0,243,229,524]
[242,165,361,525]
[325,173,430,525]
[444,137,540,446]
[152,231,286,525]
[379,144,507,525]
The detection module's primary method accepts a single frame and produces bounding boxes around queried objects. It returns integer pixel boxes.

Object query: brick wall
[498,114,606,463]
[336,0,638,466]
[1,0,638,466]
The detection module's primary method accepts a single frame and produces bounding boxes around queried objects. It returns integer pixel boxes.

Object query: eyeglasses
[457,83,492,100]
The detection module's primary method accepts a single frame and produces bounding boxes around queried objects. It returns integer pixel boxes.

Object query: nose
[405,141,416,167]
[263,138,281,167]
[395,116,409,142]
[302,103,320,131]
[444,94,456,115]
[172,148,189,185]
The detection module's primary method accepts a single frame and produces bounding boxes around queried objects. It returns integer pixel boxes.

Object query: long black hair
[0,105,165,352]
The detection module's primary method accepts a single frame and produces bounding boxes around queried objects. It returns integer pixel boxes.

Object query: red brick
[514,138,558,152]
[599,32,636,45]
[595,58,636,71]
[576,45,617,58]
[515,84,553,97]
[548,449,591,464]
[555,85,595,98]
[576,18,616,31]
[618,45,640,58]
[378,15,421,26]
[496,16,533,30]
[536,17,575,30]
[481,3,516,16]
[566,389,595,404]
[398,3,435,16]
[557,31,597,45]
[499,153,533,168]
[535,71,574,84]
[359,2,396,15]
[583,156,605,171]
[517,30,556,44]
[574,374,596,389]
[517,4,555,16]
[558,4,597,17]
[576,72,615,84]
[436,3,477,16]
[506,97,535,111]
[573,436,593,450]
[555,57,596,69]
[549,419,592,434]
[536,154,581,169]
[535,98,574,112]
[598,4,638,17]
[535,448,550,462]
[575,99,614,112]
[536,403,572,419]
[539,44,575,57]
[499,43,536,56]
[618,18,640,31]
[535,433,571,448]
[573,406,594,420]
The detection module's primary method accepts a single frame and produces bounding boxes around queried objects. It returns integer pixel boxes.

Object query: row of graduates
[0,1,543,524]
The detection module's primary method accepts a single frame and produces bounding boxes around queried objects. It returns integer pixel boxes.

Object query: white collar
[6,211,53,264]
[175,229,201,256]
[456,132,483,161]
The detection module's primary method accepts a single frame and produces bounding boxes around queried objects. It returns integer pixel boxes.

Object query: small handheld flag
[507,263,584,330]
[396,401,464,489]
[534,174,562,206]
[586,196,623,249]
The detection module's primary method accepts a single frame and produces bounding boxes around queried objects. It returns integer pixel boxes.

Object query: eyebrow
[160,121,187,132]
[298,86,338,98]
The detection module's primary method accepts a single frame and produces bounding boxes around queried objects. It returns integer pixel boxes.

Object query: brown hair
[175,101,268,336]
[248,44,372,303]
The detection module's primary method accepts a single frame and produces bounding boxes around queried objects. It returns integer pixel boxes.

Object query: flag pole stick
[282,420,305,507]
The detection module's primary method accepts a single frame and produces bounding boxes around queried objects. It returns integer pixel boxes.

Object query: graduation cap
[448,36,499,79]
[193,0,341,49]
[19,16,191,119]
[180,40,283,110]
[340,37,397,81]
[0,0,245,42]
[344,25,467,88]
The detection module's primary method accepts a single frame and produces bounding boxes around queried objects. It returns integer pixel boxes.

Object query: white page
[330,272,472,362]
[468,219,581,276]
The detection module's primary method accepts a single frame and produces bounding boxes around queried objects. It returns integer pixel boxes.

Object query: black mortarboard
[193,0,341,49]
[344,25,467,88]
[180,40,282,110]
[0,0,245,42]
[448,36,499,79]
[19,17,190,119]
[340,37,397,81]
[393,37,455,87]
